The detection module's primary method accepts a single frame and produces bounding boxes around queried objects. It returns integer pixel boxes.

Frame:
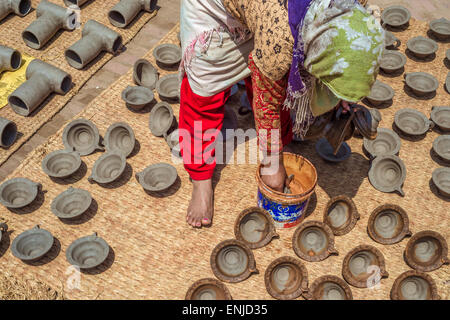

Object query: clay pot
[404,230,449,272]
[394,108,433,136]
[41,149,82,179]
[432,135,450,162]
[380,50,406,73]
[11,225,54,262]
[366,80,395,106]
[432,167,450,198]
[429,18,450,40]
[51,187,92,220]
[352,104,379,140]
[446,72,450,94]
[381,5,411,27]
[121,86,154,111]
[430,106,450,132]
[292,221,338,262]
[66,232,110,269]
[0,117,17,148]
[447,49,450,62]
[304,275,353,300]
[385,31,400,48]
[367,204,412,245]
[315,138,351,163]
[406,36,438,59]
[391,270,441,300]
[88,151,127,185]
[104,122,135,158]
[221,106,238,141]
[210,239,258,283]
[62,119,103,156]
[164,129,181,158]
[264,256,308,300]
[404,72,439,97]
[153,44,181,68]
[234,207,278,249]
[132,59,158,90]
[363,128,401,159]
[185,278,232,300]
[156,74,180,101]
[136,163,178,192]
[0,177,40,209]
[342,245,389,288]
[368,155,406,196]
[323,195,359,236]
[148,101,175,137]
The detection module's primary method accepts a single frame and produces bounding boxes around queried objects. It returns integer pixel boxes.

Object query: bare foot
[261,153,287,192]
[187,179,213,228]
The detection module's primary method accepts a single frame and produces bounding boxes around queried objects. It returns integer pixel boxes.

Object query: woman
[179,0,384,228]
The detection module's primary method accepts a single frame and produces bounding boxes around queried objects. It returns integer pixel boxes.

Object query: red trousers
[179,55,292,181]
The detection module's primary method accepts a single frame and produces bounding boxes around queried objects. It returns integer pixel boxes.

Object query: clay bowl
[380,50,406,73]
[367,204,412,245]
[385,31,400,48]
[164,129,181,157]
[323,195,359,236]
[234,207,278,249]
[431,106,450,132]
[394,108,433,136]
[391,270,441,300]
[66,232,110,269]
[156,74,180,101]
[185,278,232,300]
[264,256,308,300]
[133,59,158,90]
[447,49,450,62]
[381,5,411,28]
[136,163,178,192]
[363,128,401,159]
[404,72,439,97]
[429,18,450,40]
[121,86,154,111]
[315,138,351,163]
[432,167,450,198]
[368,155,406,196]
[0,177,40,209]
[88,151,127,185]
[11,226,54,262]
[51,187,92,220]
[366,80,395,106]
[432,135,450,162]
[41,149,82,179]
[149,102,175,137]
[104,122,135,158]
[404,230,449,272]
[406,36,438,59]
[62,119,103,156]
[304,275,353,300]
[152,44,182,68]
[342,245,389,288]
[292,221,338,262]
[210,239,258,283]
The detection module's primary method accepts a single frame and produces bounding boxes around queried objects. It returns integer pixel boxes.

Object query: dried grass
[0,271,63,300]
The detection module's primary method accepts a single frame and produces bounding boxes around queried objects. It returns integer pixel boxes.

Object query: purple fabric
[286,0,314,101]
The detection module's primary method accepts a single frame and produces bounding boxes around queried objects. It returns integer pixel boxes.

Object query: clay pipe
[0,45,21,73]
[63,0,91,7]
[108,0,157,28]
[65,19,122,69]
[0,117,17,148]
[8,59,72,116]
[0,0,31,22]
[22,0,77,49]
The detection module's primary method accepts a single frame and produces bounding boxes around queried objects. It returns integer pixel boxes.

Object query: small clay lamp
[104,122,136,158]
[88,151,127,185]
[41,149,82,179]
[368,155,406,196]
[185,278,232,300]
[156,74,180,101]
[51,187,92,220]
[292,221,338,262]
[432,167,450,198]
[432,136,450,162]
[210,239,258,283]
[430,106,450,132]
[381,5,411,28]
[404,231,449,272]
[0,177,41,209]
[367,204,412,245]
[394,108,434,137]
[11,225,54,262]
[363,128,401,159]
[342,245,389,288]
[153,44,182,68]
[323,195,359,236]
[429,18,450,40]
[264,256,308,300]
[62,119,103,156]
[234,207,278,249]
[406,36,438,59]
[66,232,110,269]
[304,275,353,300]
[133,59,158,90]
[121,86,154,111]
[391,270,440,300]
[404,72,439,97]
[380,50,406,73]
[366,80,395,106]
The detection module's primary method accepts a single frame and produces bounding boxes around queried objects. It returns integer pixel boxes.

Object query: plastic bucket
[256,152,317,229]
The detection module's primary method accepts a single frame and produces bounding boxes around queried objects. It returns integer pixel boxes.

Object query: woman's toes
[202,218,211,226]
